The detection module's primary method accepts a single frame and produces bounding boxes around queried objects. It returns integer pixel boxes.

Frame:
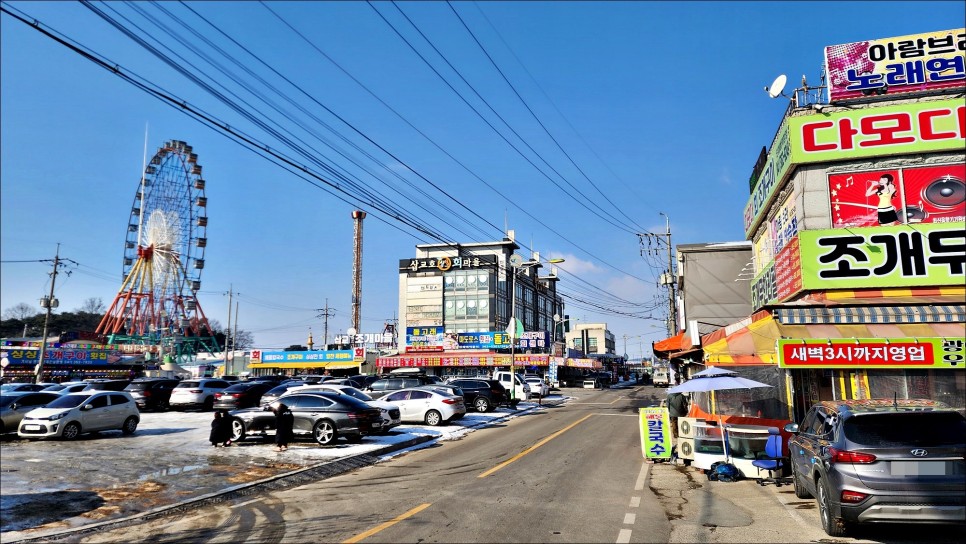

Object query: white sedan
[287,384,401,431]
[381,387,466,426]
[525,377,550,397]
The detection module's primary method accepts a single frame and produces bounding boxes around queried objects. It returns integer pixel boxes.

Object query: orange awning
[653,331,686,356]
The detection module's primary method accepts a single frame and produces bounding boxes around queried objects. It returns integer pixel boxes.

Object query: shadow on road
[0,490,105,533]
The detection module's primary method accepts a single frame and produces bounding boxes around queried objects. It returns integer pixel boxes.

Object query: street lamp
[507,256,564,403]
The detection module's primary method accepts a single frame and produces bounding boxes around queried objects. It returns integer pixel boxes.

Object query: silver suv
[785,399,966,537]
[169,379,231,411]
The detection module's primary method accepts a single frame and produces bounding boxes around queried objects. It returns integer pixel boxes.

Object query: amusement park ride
[95,140,220,365]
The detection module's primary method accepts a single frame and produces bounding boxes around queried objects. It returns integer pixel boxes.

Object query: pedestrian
[667,391,690,439]
[273,402,294,452]
[209,410,232,447]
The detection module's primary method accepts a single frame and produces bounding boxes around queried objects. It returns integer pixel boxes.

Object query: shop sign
[3,349,123,364]
[744,120,793,236]
[825,29,966,102]
[799,223,966,290]
[640,407,672,459]
[400,255,497,272]
[253,350,354,365]
[778,338,965,369]
[455,332,512,349]
[405,326,445,351]
[788,99,965,165]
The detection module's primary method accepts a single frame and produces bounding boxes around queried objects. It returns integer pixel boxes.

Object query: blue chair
[752,427,791,486]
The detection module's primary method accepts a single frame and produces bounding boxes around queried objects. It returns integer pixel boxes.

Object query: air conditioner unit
[678,417,704,439]
[677,436,695,460]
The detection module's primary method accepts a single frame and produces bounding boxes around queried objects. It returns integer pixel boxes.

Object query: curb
[2,402,555,543]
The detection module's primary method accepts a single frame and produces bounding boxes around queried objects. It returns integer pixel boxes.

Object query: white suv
[169,379,231,411]
[18,391,140,440]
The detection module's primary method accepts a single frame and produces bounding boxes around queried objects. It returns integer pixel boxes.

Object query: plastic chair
[751,427,791,486]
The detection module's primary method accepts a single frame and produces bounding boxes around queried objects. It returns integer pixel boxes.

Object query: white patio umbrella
[667,372,772,394]
[689,366,740,378]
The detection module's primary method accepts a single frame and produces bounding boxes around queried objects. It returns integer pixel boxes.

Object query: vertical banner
[640,407,672,459]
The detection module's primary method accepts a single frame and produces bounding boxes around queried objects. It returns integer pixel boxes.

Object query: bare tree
[3,303,37,320]
[77,297,105,314]
[232,330,255,350]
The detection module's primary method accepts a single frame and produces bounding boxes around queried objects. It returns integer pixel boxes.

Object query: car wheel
[230,418,246,442]
[425,410,443,426]
[61,422,82,440]
[157,399,170,412]
[203,397,214,411]
[313,420,337,446]
[792,464,811,499]
[121,416,138,435]
[474,397,490,413]
[817,477,849,537]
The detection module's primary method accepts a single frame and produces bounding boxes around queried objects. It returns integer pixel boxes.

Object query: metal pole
[509,268,516,403]
[223,285,232,375]
[35,244,61,384]
[231,301,239,375]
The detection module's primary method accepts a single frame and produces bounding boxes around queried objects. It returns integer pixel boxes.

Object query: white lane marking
[232,498,261,509]
[623,513,636,524]
[634,461,651,491]
[616,529,632,543]
[629,496,640,508]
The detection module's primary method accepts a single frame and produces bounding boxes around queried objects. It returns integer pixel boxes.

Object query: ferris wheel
[97,140,217,360]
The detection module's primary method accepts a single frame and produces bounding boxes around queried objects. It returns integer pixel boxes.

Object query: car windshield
[44,394,92,409]
[176,382,200,388]
[223,384,252,393]
[338,387,372,401]
[844,412,966,447]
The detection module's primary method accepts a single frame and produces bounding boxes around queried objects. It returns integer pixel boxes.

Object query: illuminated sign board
[778,338,964,369]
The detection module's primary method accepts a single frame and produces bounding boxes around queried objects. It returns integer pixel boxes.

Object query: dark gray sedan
[1,391,61,434]
[228,391,383,446]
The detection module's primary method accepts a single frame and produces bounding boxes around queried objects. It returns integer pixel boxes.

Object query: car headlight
[47,412,68,421]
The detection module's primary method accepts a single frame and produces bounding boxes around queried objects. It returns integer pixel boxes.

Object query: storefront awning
[701,311,781,365]
[774,305,965,325]
[786,286,966,306]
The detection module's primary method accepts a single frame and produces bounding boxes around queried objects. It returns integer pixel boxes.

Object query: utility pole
[231,301,239,375]
[638,213,677,337]
[223,285,234,375]
[316,299,335,349]
[35,244,62,384]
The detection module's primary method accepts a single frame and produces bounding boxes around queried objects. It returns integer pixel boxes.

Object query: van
[652,368,671,387]
[492,371,530,405]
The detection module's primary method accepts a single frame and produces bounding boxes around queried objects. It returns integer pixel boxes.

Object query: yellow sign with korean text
[640,407,672,459]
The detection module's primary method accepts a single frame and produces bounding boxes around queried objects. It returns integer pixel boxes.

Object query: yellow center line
[478,414,594,478]
[342,503,432,544]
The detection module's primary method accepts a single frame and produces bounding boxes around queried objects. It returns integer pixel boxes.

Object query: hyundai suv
[124,378,180,411]
[785,399,966,537]
[446,379,507,412]
[364,376,436,399]
[169,378,231,411]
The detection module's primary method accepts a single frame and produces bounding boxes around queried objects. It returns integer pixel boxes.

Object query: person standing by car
[667,391,690,439]
[209,410,232,447]
[273,402,294,452]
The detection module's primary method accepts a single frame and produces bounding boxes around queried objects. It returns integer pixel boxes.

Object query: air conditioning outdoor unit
[677,436,696,460]
[678,417,704,439]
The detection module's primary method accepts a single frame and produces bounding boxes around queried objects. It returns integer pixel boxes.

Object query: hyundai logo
[911,449,928,457]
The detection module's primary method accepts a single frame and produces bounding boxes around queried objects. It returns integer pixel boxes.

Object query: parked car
[365,375,437,399]
[1,391,60,434]
[288,384,401,431]
[213,381,276,410]
[40,382,88,394]
[785,399,966,537]
[381,387,466,426]
[491,371,531,404]
[525,376,550,398]
[81,379,131,392]
[0,383,49,393]
[17,391,140,440]
[169,378,232,411]
[346,374,380,389]
[258,382,308,407]
[229,391,384,446]
[123,378,180,411]
[446,378,507,412]
[219,375,241,382]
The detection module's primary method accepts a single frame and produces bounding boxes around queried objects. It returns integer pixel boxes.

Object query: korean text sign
[778,338,964,369]
[640,407,672,459]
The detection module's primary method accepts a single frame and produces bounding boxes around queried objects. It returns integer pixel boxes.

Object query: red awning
[654,331,692,358]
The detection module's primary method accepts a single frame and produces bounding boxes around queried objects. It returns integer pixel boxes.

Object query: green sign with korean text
[778,338,965,369]
[640,407,672,459]
[799,223,965,290]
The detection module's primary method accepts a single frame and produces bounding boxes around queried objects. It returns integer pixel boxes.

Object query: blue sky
[2,1,963,356]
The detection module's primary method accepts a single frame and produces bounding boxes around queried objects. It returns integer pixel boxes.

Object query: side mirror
[82,404,94,411]
[9,403,18,411]
[783,423,800,433]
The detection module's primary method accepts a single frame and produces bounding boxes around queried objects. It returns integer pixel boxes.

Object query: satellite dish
[766,74,787,98]
[509,254,524,268]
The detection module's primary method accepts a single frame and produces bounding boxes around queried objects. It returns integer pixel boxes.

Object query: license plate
[891,461,949,476]
[22,424,41,431]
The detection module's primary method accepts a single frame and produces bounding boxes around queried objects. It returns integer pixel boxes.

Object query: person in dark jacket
[273,402,294,452]
[667,392,690,439]
[209,410,232,447]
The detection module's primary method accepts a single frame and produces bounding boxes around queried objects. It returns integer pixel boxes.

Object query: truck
[492,370,531,406]
[651,367,671,387]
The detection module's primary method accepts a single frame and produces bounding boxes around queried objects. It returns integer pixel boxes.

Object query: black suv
[213,381,277,410]
[446,378,507,412]
[124,378,180,411]
[365,376,436,399]
[785,399,966,537]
